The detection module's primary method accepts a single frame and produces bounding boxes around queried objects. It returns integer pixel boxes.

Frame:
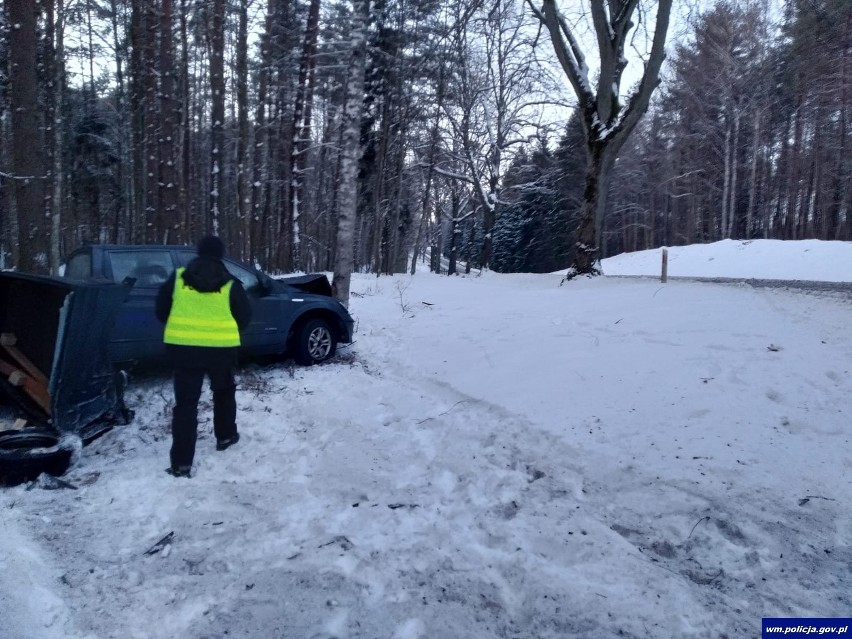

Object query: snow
[2,239,851,638]
[603,238,852,282]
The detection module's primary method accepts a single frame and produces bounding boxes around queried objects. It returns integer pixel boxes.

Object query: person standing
[156,236,252,477]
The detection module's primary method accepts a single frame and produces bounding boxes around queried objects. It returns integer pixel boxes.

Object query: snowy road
[613,273,852,296]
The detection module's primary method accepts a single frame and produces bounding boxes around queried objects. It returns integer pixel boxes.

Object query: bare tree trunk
[290,0,321,271]
[208,0,226,234]
[0,77,11,267]
[333,0,369,307]
[45,0,65,271]
[789,100,805,239]
[110,0,131,242]
[808,128,821,238]
[235,0,250,257]
[409,68,444,275]
[8,0,47,272]
[386,117,407,274]
[447,191,460,276]
[430,182,444,274]
[574,144,613,272]
[746,109,761,238]
[248,0,276,264]
[177,0,192,242]
[160,0,179,241]
[370,100,393,273]
[837,11,851,239]
[721,121,731,239]
[143,0,160,242]
[727,109,740,238]
[536,0,673,277]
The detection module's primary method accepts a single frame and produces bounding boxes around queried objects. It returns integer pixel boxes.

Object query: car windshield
[177,250,259,291]
[223,260,260,290]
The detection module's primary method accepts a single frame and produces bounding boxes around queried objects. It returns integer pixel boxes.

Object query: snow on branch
[434,166,476,185]
[530,0,595,107]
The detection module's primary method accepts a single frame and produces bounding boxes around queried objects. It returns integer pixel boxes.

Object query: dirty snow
[1,239,851,639]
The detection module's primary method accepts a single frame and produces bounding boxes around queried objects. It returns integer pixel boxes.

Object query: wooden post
[661,248,668,283]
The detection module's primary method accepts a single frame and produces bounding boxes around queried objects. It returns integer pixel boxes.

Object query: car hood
[272,273,333,297]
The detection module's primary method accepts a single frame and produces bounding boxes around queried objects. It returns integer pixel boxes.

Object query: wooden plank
[0,359,51,415]
[1,333,49,386]
[0,359,19,380]
[0,419,30,431]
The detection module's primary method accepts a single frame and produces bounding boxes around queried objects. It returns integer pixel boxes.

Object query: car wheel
[293,318,337,365]
[0,428,73,486]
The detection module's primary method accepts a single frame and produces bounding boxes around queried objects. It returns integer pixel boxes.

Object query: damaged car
[63,245,355,366]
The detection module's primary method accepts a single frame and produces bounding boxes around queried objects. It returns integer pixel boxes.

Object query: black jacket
[156,257,252,367]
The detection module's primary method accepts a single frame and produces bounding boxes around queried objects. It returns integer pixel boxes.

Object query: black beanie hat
[197,235,225,259]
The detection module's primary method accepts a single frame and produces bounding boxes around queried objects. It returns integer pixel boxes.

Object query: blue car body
[63,245,354,365]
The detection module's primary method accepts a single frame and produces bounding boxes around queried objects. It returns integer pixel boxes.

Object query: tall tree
[290,0,322,271]
[235,0,250,256]
[44,0,66,271]
[159,0,179,240]
[439,0,546,270]
[531,0,673,276]
[207,0,226,234]
[8,0,47,272]
[333,0,370,306]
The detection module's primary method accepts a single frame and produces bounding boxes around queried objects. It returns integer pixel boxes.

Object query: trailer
[0,272,132,484]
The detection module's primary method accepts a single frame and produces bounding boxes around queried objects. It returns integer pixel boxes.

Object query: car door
[106,249,175,362]
[176,251,282,354]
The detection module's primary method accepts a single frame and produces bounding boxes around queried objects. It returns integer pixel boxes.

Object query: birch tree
[530,0,673,276]
[333,0,369,307]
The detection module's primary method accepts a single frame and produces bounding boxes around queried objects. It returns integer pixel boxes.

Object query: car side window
[65,253,92,278]
[109,251,174,288]
[223,261,259,290]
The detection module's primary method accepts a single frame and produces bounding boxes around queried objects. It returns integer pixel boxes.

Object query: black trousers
[170,361,237,469]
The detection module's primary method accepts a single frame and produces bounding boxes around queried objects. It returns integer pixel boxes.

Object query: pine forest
[0,0,849,294]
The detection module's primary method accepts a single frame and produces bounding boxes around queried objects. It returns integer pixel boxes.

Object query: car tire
[0,428,73,486]
[292,318,337,365]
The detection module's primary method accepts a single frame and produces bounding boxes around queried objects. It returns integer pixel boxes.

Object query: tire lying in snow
[0,429,73,486]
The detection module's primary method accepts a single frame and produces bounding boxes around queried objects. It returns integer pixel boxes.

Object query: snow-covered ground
[603,238,852,281]
[1,239,851,639]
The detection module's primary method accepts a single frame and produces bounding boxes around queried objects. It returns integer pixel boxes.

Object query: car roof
[76,244,195,251]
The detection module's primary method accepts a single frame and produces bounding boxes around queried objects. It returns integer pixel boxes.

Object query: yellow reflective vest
[163,268,241,347]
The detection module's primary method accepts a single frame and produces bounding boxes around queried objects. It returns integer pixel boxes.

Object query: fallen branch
[687,516,710,540]
[416,400,467,424]
[144,531,175,555]
[318,535,353,551]
[799,495,836,506]
[388,503,420,510]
